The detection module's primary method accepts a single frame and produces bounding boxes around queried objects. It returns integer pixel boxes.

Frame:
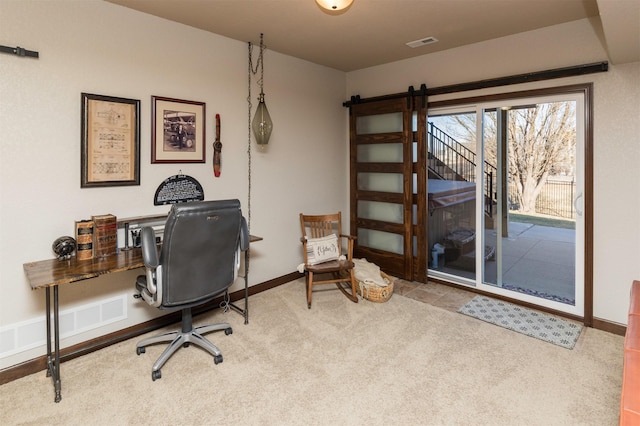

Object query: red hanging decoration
[213,114,222,177]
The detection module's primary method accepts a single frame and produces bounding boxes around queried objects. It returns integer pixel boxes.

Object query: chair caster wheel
[224,327,233,335]
[136,347,145,355]
[214,355,223,364]
[183,342,190,348]
[152,370,161,381]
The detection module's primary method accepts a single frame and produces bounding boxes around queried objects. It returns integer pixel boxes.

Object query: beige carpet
[0,279,624,425]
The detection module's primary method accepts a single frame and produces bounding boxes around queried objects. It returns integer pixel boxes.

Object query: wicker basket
[356,271,394,303]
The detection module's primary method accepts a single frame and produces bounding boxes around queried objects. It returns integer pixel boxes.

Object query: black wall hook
[0,45,39,58]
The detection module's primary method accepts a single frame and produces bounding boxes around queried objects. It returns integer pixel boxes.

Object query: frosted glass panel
[358,229,403,255]
[358,201,403,223]
[357,112,402,135]
[358,173,403,193]
[357,143,403,162]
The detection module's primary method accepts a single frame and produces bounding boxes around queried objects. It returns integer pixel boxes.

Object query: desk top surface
[24,248,145,290]
[24,235,262,290]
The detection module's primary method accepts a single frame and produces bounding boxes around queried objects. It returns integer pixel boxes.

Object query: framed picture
[152,96,206,163]
[81,93,141,187]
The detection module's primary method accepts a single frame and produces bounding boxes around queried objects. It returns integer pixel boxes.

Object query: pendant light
[252,92,272,148]
[249,33,273,149]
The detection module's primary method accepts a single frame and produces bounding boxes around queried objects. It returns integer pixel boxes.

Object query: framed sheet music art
[81,93,141,188]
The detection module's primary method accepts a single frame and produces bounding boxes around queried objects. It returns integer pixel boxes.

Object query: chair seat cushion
[306,259,354,273]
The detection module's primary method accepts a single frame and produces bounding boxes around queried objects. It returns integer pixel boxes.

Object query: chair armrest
[140,227,159,268]
[239,216,250,251]
[339,234,356,261]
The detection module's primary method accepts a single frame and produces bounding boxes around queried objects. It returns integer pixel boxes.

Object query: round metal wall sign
[154,174,204,205]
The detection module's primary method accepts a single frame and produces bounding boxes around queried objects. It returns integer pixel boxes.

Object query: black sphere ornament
[52,236,76,260]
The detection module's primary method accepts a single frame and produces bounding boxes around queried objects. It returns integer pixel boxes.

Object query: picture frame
[152,96,206,163]
[81,93,141,187]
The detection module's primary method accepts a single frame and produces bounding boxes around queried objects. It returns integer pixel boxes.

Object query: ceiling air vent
[406,36,439,48]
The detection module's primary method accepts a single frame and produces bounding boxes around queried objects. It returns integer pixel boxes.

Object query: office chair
[134,199,249,381]
[299,212,358,309]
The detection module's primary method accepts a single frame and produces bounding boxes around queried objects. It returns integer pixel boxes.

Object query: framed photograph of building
[152,96,206,163]
[81,93,141,187]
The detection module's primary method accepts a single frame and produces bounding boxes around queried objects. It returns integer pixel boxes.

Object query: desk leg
[45,286,62,403]
[242,264,249,324]
[228,250,249,324]
[45,287,51,378]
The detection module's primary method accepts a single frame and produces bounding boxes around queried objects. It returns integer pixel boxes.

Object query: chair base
[334,281,359,304]
[136,308,232,380]
[306,271,359,309]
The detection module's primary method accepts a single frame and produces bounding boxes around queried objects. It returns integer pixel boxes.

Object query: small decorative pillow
[305,234,340,265]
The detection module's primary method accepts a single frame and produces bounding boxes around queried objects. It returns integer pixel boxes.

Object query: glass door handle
[574,192,583,217]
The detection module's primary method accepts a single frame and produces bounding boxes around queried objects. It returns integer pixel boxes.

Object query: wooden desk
[23,236,260,403]
[25,248,147,290]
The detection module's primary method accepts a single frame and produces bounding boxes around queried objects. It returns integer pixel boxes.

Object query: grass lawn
[509,212,576,229]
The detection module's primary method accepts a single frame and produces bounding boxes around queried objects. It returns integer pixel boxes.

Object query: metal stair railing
[428,122,497,217]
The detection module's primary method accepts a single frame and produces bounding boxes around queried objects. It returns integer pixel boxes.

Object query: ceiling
[105,0,639,72]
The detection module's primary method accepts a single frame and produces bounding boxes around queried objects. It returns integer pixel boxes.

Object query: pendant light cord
[247,41,253,235]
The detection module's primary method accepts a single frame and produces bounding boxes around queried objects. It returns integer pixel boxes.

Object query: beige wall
[1,1,638,371]
[0,0,348,369]
[347,18,640,326]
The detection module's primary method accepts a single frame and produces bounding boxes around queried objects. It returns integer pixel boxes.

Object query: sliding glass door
[428,90,586,317]
[427,111,479,281]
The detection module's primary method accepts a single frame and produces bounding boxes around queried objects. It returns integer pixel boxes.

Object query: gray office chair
[134,199,249,381]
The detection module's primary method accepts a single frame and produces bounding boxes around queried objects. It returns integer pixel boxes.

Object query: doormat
[458,296,582,349]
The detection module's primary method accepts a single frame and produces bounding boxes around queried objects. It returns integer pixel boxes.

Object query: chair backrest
[299,212,344,256]
[159,199,245,308]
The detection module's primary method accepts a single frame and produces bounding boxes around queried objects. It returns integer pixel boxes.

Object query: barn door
[349,96,427,281]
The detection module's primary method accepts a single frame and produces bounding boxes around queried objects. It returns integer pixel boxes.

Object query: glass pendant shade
[252,93,273,147]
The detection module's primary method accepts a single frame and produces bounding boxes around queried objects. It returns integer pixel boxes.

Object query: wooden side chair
[299,212,359,309]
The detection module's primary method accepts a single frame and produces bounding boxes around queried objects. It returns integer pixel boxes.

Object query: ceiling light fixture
[315,0,354,14]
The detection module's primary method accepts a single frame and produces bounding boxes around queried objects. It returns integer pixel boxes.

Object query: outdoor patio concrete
[487,221,575,303]
[436,221,576,304]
